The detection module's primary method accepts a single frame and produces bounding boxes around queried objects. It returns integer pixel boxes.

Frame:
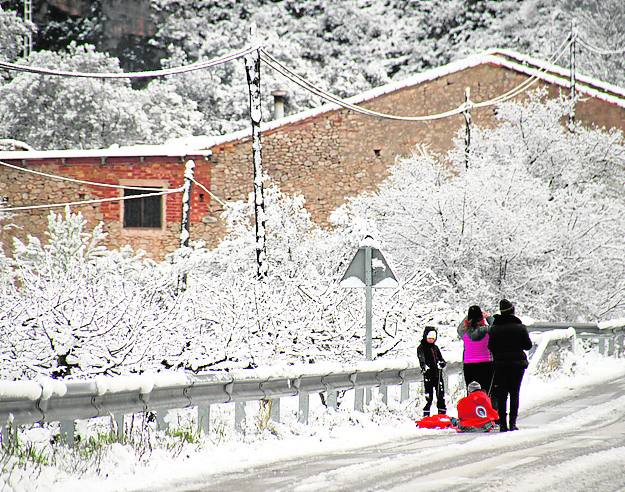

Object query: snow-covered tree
[335,93,625,321]
[0,44,203,149]
[0,6,30,62]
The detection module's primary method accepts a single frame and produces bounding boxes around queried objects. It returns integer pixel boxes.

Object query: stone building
[1,50,624,259]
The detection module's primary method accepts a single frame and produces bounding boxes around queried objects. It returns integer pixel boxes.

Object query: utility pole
[179,159,195,291]
[568,19,577,132]
[23,0,33,58]
[463,87,472,169]
[244,26,268,280]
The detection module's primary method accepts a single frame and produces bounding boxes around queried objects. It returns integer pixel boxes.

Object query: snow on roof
[170,49,625,152]
[2,50,623,161]
[0,143,212,162]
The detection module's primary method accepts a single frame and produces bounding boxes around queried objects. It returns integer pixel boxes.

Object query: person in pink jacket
[458,305,494,396]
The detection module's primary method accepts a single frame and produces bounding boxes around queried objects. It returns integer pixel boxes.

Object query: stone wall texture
[2,62,625,259]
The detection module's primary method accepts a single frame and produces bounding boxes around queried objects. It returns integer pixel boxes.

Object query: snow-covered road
[183,375,625,492]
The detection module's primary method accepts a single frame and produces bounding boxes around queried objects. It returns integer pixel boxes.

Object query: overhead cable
[1,188,182,213]
[0,159,164,191]
[0,45,258,79]
[261,50,469,121]
[190,177,226,206]
[577,36,625,56]
[472,34,573,109]
[260,33,573,122]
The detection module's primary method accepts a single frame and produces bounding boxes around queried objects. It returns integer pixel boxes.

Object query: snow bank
[0,381,42,401]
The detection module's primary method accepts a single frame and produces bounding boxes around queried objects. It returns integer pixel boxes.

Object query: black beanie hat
[499,298,514,314]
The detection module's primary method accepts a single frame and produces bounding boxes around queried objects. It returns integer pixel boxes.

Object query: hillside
[0,0,624,149]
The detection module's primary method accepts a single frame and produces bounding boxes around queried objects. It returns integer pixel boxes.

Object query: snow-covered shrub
[335,92,625,321]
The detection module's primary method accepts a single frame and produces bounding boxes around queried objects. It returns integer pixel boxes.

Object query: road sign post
[340,235,398,362]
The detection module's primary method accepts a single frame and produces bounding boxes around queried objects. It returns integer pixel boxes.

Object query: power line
[260,50,469,121]
[0,45,258,79]
[1,188,182,213]
[472,34,573,109]
[0,159,164,191]
[260,34,573,122]
[190,177,226,207]
[577,36,625,56]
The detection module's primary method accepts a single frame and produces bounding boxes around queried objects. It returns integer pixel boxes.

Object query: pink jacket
[462,320,492,363]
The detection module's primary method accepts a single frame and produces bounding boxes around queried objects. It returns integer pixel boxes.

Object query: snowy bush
[335,92,625,321]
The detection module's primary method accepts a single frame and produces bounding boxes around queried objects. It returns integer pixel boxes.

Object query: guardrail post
[616,334,624,358]
[198,405,210,435]
[270,398,280,423]
[380,386,388,405]
[298,393,309,424]
[327,390,337,410]
[234,401,246,433]
[156,411,168,431]
[400,382,410,403]
[599,336,607,355]
[60,419,75,446]
[1,426,7,447]
[113,414,125,441]
[608,336,616,357]
[1,424,16,448]
[354,388,364,412]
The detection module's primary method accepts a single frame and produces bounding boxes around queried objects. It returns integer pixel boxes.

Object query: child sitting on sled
[455,381,499,432]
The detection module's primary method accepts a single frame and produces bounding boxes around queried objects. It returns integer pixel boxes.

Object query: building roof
[169,49,625,151]
[2,49,623,161]
[0,144,212,162]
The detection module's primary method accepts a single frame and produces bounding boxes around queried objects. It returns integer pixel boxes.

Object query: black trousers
[423,371,446,416]
[493,364,526,426]
[463,361,495,395]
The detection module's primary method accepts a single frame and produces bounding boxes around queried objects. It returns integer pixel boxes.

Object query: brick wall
[0,156,212,258]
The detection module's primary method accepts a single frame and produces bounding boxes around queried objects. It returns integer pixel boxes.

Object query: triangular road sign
[340,241,398,289]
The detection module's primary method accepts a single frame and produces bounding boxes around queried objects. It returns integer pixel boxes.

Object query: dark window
[123,187,162,228]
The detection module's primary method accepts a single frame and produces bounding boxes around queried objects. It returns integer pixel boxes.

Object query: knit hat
[426,330,437,340]
[467,381,481,393]
[499,298,514,314]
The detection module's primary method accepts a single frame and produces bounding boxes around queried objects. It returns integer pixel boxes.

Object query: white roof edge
[0,144,212,161]
[173,48,625,151]
[486,52,625,110]
[490,49,625,100]
[4,50,624,158]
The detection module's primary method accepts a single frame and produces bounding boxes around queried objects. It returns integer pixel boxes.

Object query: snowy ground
[4,344,623,492]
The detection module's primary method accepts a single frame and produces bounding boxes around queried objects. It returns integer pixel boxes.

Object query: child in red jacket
[456,381,499,432]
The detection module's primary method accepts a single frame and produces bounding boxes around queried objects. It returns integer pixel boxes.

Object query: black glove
[421,364,430,373]
[437,361,446,369]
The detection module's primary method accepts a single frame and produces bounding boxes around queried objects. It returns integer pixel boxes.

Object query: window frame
[119,179,168,233]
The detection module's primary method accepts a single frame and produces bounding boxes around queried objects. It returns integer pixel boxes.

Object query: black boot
[499,414,508,432]
[509,414,518,431]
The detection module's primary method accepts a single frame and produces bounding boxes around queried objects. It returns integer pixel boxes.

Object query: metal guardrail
[0,323,623,444]
[0,361,461,442]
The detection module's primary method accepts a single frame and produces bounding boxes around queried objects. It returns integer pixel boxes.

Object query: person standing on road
[488,299,533,432]
[458,305,494,395]
[417,327,447,417]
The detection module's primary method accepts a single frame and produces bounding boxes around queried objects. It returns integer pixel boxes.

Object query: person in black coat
[417,326,447,417]
[488,299,533,432]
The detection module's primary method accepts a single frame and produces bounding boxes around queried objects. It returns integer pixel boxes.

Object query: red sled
[415,414,455,429]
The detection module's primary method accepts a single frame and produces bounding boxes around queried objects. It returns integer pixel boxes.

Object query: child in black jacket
[417,326,447,416]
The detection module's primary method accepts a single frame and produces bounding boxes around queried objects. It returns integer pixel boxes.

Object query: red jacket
[457,390,499,428]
